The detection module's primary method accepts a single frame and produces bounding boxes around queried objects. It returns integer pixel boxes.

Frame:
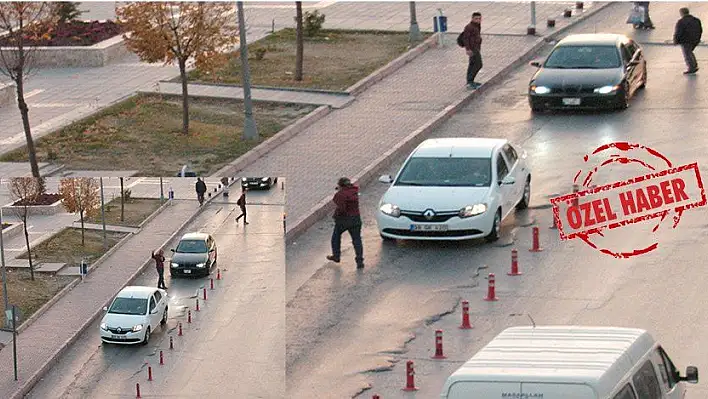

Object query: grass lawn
[188,29,432,91]
[17,227,127,268]
[0,95,315,176]
[85,197,163,228]
[0,269,76,328]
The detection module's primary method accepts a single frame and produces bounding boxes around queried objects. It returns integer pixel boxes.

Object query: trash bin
[433,15,448,33]
[80,261,88,276]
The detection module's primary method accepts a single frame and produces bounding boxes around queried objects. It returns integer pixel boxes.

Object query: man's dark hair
[337,177,352,187]
[472,12,482,18]
[680,7,690,16]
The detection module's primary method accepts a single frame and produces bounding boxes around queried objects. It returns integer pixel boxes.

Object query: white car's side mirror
[102,306,108,311]
[378,175,393,184]
[500,176,516,185]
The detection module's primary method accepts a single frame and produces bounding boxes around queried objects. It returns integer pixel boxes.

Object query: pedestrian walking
[462,12,483,89]
[235,187,249,225]
[630,2,655,29]
[151,249,167,290]
[195,177,207,206]
[674,7,703,74]
[326,177,364,269]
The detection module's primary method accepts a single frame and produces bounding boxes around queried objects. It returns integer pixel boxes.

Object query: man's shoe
[356,263,365,269]
[684,69,698,74]
[471,82,482,89]
[326,255,340,263]
[466,83,475,89]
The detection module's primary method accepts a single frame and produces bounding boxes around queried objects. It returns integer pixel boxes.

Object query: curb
[9,182,230,399]
[138,90,334,108]
[346,33,439,96]
[1,223,22,242]
[137,198,170,229]
[284,1,613,243]
[209,105,331,178]
[159,80,351,97]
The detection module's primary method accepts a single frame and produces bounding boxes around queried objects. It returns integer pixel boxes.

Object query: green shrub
[304,10,325,37]
[54,2,84,24]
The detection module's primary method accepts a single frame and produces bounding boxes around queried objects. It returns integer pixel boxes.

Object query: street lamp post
[528,1,537,35]
[100,177,107,251]
[0,207,9,328]
[237,1,258,140]
[408,2,422,42]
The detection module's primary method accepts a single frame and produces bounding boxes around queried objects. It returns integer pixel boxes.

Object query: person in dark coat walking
[633,2,655,29]
[195,178,207,206]
[674,7,703,74]
[326,177,364,269]
[462,12,483,89]
[235,187,249,225]
[151,248,167,289]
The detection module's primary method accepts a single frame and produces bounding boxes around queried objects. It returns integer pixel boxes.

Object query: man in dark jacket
[235,187,249,225]
[462,12,483,89]
[151,248,167,289]
[326,177,364,269]
[674,7,702,74]
[195,178,207,206]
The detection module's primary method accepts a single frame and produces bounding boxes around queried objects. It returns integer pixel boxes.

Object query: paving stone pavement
[237,34,542,227]
[0,199,197,398]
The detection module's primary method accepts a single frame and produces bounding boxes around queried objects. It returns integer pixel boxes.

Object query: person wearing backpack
[235,187,249,225]
[458,12,483,89]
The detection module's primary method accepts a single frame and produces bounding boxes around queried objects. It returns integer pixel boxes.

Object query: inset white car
[100,286,168,345]
[376,138,531,241]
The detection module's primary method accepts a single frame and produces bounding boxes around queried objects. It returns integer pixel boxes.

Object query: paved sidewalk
[0,199,197,398]
[148,81,355,108]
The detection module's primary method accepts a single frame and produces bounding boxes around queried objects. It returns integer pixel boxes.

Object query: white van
[440,326,698,399]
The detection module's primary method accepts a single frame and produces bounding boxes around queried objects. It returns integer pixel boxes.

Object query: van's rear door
[444,381,521,398]
[521,382,598,399]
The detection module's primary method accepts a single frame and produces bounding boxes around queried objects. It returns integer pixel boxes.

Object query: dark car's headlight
[171,262,179,268]
[593,85,621,94]
[530,85,551,94]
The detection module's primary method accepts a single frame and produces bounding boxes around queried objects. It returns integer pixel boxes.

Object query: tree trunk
[295,1,304,81]
[16,71,40,178]
[80,210,85,246]
[22,215,34,281]
[178,58,190,135]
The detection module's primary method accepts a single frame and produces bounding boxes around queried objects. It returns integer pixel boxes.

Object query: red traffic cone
[459,300,473,329]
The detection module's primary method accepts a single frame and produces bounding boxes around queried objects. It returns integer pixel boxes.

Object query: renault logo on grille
[423,209,435,220]
[117,327,121,333]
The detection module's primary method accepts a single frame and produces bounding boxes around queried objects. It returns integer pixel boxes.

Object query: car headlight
[132,324,143,332]
[261,177,269,182]
[380,203,401,218]
[593,85,620,94]
[196,263,205,268]
[171,262,179,268]
[530,85,551,94]
[100,322,107,330]
[459,204,487,218]
[241,177,247,181]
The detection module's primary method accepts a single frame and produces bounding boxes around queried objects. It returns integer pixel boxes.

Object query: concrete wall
[0,35,130,68]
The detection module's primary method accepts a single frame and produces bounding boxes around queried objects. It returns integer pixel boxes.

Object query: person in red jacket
[462,12,483,89]
[326,177,364,269]
[151,248,167,290]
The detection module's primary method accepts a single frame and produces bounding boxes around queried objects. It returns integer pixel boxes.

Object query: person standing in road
[326,177,364,269]
[151,249,167,290]
[633,2,655,29]
[674,7,703,74]
[462,12,483,89]
[195,178,207,206]
[235,187,249,225]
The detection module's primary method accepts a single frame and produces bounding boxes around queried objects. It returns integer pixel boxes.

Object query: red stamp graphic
[550,142,706,258]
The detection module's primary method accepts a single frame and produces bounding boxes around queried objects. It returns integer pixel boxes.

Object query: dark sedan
[241,176,278,190]
[528,34,647,112]
[169,232,217,277]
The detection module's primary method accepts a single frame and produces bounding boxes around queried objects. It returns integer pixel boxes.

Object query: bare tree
[0,3,57,178]
[59,178,100,246]
[8,177,44,281]
[294,1,303,81]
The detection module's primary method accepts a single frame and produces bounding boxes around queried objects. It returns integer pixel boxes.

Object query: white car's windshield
[394,157,492,187]
[108,297,148,315]
[176,239,208,253]
[544,45,621,69]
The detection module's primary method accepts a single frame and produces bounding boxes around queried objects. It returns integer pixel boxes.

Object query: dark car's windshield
[544,45,621,69]
[108,297,148,315]
[394,157,492,187]
[175,239,208,253]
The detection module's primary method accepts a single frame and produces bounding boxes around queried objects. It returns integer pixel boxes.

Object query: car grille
[383,228,483,237]
[400,211,458,223]
[103,337,141,343]
[108,327,131,335]
[557,86,595,94]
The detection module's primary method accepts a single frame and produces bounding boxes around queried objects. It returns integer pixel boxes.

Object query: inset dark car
[528,33,647,112]
[169,232,217,277]
[241,177,278,190]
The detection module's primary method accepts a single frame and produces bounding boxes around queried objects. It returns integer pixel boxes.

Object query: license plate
[410,224,448,231]
[111,335,126,340]
[562,98,581,106]
[183,269,191,274]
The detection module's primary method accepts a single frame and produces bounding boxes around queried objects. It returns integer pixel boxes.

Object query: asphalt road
[26,186,285,399]
[285,13,708,399]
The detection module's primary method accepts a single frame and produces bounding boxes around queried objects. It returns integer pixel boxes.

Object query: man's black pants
[682,43,699,71]
[467,51,483,84]
[331,216,364,264]
[157,268,166,289]
[236,205,247,222]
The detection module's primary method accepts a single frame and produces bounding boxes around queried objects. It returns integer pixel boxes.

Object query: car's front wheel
[161,307,168,326]
[516,178,531,210]
[485,209,502,242]
[617,82,630,110]
[142,327,151,346]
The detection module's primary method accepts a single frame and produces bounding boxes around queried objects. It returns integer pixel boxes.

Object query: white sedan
[376,138,531,241]
[100,286,168,345]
